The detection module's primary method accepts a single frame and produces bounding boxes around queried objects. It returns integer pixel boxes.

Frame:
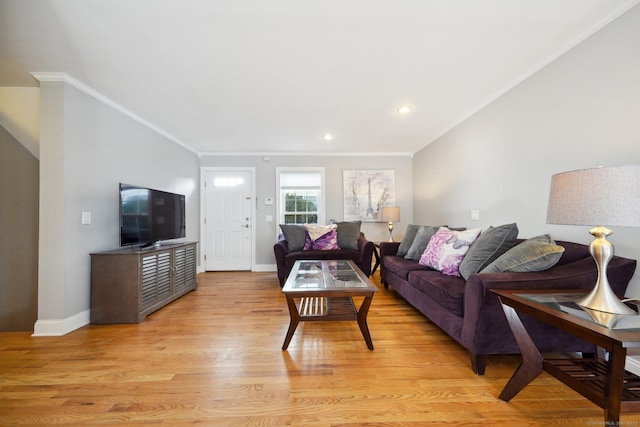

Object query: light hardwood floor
[1,271,638,426]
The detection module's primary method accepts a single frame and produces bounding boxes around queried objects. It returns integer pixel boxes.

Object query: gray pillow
[336,221,362,250]
[481,234,565,273]
[279,224,307,252]
[459,223,519,280]
[397,224,421,257]
[404,226,441,261]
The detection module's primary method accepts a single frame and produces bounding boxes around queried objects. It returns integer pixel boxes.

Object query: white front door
[204,169,253,271]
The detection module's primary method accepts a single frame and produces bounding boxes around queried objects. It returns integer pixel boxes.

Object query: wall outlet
[470,209,480,221]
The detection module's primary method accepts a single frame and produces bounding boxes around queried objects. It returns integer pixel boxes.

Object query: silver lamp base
[387,222,394,242]
[576,226,635,315]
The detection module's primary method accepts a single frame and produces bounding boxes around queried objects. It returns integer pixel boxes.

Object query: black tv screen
[119,183,186,247]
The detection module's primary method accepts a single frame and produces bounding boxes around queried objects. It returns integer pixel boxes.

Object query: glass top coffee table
[281,260,378,351]
[493,289,640,423]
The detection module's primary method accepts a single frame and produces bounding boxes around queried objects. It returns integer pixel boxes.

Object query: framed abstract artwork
[343,169,395,222]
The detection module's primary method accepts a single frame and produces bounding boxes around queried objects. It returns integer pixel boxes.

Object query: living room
[2,2,640,423]
[3,0,640,333]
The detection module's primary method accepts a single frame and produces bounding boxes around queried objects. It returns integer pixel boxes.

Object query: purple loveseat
[274,232,375,286]
[380,239,637,375]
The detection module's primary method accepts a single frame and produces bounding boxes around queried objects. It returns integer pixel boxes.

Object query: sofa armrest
[273,238,290,286]
[379,241,400,257]
[460,256,637,353]
[356,232,375,276]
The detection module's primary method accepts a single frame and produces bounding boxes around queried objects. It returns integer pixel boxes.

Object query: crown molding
[30,72,199,155]
[425,0,640,146]
[198,151,414,158]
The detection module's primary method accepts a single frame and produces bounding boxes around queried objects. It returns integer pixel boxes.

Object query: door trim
[200,167,256,271]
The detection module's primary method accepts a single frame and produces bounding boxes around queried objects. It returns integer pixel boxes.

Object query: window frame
[276,167,325,229]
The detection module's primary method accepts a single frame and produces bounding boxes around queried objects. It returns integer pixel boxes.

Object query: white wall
[412,5,640,296]
[35,78,200,335]
[199,154,413,268]
[0,87,40,158]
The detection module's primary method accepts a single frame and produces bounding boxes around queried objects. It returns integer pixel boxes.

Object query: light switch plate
[82,211,92,225]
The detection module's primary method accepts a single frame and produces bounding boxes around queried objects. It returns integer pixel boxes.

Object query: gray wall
[413,6,640,296]
[0,124,38,331]
[199,155,413,267]
[36,79,200,334]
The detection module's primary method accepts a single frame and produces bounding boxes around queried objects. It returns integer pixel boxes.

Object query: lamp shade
[546,165,640,227]
[381,206,400,222]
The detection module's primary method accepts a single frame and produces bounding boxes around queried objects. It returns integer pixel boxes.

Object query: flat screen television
[119,183,186,247]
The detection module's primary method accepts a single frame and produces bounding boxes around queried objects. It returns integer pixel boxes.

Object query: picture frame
[343,169,395,222]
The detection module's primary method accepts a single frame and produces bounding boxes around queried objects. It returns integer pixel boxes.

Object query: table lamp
[546,165,640,315]
[381,207,400,242]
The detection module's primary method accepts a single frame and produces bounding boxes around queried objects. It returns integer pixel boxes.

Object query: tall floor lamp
[381,207,400,242]
[546,165,640,315]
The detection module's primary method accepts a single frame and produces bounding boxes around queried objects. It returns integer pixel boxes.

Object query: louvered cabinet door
[140,250,173,311]
[174,244,197,293]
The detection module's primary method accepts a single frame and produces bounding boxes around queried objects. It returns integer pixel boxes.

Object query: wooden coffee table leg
[498,303,543,401]
[604,344,625,423]
[282,296,300,350]
[357,295,375,351]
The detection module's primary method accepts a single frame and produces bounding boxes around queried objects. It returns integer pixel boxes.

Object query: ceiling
[1,0,638,155]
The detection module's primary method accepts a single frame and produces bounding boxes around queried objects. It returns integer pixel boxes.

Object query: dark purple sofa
[274,232,375,286]
[380,239,637,375]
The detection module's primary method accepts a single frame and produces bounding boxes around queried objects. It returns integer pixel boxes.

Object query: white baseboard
[32,309,90,337]
[253,264,277,272]
[196,265,276,273]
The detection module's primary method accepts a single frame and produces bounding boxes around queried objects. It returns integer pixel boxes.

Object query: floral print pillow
[304,224,340,250]
[419,227,482,276]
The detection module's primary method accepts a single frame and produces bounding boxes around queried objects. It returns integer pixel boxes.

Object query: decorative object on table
[343,169,395,222]
[381,206,400,242]
[546,164,640,315]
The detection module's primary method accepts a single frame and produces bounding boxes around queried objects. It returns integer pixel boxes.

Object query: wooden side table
[493,289,640,424]
[371,242,381,275]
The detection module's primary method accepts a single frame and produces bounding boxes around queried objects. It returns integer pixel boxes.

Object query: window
[277,168,325,225]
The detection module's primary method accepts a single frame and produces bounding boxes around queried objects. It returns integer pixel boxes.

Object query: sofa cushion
[405,225,441,261]
[409,270,467,317]
[397,224,421,257]
[420,227,482,277]
[336,221,362,250]
[321,249,361,261]
[284,250,324,270]
[481,234,565,273]
[383,255,431,280]
[279,224,306,251]
[459,223,519,280]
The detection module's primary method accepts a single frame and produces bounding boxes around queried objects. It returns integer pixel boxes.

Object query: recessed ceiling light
[323,133,334,141]
[397,105,412,114]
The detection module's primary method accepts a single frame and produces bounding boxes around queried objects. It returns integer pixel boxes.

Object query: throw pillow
[304,224,336,241]
[458,223,519,280]
[279,224,306,251]
[396,224,421,257]
[336,221,362,250]
[303,225,339,250]
[481,234,565,273]
[304,229,339,250]
[419,227,482,277]
[404,225,441,261]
